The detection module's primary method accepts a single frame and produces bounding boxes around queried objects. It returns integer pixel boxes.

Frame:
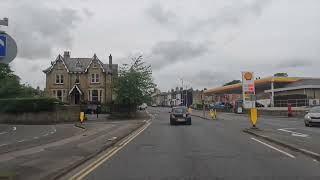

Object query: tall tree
[115,55,154,106]
[0,64,37,98]
[274,72,288,77]
[223,80,241,86]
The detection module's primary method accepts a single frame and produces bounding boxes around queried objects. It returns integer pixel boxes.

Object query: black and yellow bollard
[250,108,257,128]
[210,109,217,120]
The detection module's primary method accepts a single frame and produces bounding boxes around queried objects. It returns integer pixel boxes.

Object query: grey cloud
[4,1,84,60]
[150,40,209,69]
[276,58,312,68]
[145,2,177,25]
[184,70,233,89]
[193,0,271,32]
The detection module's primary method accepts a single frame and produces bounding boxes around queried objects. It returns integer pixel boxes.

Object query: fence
[274,99,309,107]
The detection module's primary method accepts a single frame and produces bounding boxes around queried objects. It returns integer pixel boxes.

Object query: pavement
[0,112,149,180]
[69,107,320,180]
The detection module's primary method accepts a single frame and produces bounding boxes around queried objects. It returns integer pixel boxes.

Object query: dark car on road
[169,106,192,125]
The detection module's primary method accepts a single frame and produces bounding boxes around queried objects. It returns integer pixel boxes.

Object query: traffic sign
[0,35,6,57]
[0,33,17,64]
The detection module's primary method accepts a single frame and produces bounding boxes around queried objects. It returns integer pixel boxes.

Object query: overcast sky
[1,0,320,91]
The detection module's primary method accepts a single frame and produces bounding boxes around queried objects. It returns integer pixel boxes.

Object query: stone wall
[0,105,80,124]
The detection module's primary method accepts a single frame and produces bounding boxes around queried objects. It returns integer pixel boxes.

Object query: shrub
[0,97,61,113]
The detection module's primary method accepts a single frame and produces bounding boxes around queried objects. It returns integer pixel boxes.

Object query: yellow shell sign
[244,72,253,80]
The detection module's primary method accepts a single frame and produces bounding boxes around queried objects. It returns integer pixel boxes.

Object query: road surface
[78,107,320,180]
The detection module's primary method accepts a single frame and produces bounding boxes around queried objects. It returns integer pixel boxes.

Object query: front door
[74,91,80,104]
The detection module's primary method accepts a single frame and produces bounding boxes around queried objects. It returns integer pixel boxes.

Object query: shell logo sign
[244,72,253,80]
[242,72,256,109]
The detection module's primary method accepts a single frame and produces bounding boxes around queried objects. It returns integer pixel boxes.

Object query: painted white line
[70,121,152,180]
[300,148,320,156]
[12,127,16,131]
[278,128,309,137]
[17,139,25,143]
[251,137,295,158]
[0,143,8,147]
[313,159,318,162]
[33,137,39,139]
[0,131,8,135]
[43,133,49,137]
[50,131,54,134]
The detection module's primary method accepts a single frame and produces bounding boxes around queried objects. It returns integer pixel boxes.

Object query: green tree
[274,72,288,77]
[0,64,37,98]
[0,64,22,98]
[223,80,241,86]
[115,55,155,106]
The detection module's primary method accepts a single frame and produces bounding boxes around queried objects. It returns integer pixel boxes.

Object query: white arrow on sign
[0,39,4,46]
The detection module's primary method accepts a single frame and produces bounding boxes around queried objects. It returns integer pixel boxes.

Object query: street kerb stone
[243,128,320,161]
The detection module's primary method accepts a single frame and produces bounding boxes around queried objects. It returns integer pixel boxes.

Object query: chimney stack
[64,51,70,59]
[109,54,112,67]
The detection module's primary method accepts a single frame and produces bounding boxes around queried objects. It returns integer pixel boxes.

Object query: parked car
[169,106,192,125]
[256,102,265,108]
[138,103,148,110]
[209,102,225,110]
[152,104,157,107]
[305,106,320,127]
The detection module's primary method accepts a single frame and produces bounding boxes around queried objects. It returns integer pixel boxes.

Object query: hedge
[0,97,61,113]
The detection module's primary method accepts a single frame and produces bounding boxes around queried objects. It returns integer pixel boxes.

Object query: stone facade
[43,51,118,104]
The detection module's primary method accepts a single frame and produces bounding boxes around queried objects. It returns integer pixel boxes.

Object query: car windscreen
[310,107,320,113]
[173,108,187,113]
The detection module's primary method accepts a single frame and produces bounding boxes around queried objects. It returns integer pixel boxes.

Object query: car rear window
[173,108,187,113]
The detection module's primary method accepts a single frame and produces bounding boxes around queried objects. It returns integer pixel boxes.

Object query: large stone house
[43,51,118,104]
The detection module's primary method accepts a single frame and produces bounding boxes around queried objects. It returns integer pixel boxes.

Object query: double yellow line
[69,121,151,180]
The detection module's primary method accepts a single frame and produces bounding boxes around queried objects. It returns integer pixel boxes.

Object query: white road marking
[251,137,295,158]
[33,137,39,139]
[0,143,8,147]
[43,133,49,137]
[299,148,320,156]
[313,159,318,162]
[50,131,54,134]
[278,128,309,138]
[0,131,8,135]
[17,139,25,143]
[12,127,16,131]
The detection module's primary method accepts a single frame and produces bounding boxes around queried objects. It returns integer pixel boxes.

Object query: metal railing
[274,99,309,107]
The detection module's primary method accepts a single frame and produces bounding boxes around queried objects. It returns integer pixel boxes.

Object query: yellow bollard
[80,112,85,123]
[250,108,257,127]
[210,109,217,120]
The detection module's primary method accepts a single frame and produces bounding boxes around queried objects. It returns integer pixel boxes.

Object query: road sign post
[0,18,17,64]
[242,72,258,128]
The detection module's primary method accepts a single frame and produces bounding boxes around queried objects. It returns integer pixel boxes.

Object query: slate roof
[43,54,118,74]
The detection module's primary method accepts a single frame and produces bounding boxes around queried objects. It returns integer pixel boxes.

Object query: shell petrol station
[203,75,320,111]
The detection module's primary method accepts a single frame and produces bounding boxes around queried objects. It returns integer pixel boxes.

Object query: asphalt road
[82,107,320,180]
[0,123,82,154]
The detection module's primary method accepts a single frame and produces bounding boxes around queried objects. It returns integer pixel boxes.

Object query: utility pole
[180,78,184,106]
[0,18,8,33]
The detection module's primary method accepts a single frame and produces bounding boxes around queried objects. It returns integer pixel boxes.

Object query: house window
[92,90,99,102]
[91,74,100,83]
[93,63,98,68]
[99,90,103,102]
[75,74,80,84]
[55,74,64,84]
[53,90,64,101]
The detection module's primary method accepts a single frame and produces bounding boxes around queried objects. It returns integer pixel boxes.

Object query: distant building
[43,51,118,104]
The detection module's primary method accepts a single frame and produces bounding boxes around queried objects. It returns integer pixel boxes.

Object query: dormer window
[76,61,82,68]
